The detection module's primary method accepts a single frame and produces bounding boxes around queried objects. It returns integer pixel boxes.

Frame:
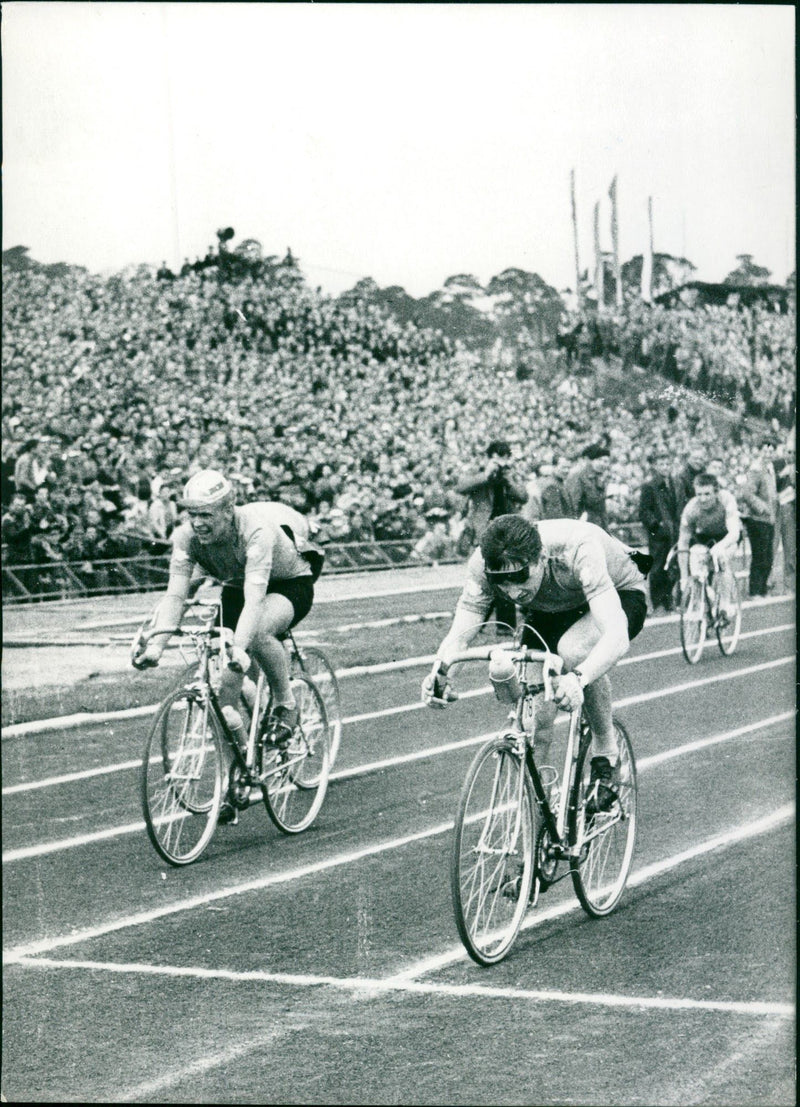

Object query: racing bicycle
[678,545,742,664]
[445,629,637,965]
[132,598,339,865]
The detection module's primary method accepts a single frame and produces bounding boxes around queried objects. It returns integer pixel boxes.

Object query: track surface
[2,579,796,1105]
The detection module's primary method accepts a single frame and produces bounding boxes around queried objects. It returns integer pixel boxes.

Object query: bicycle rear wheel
[715,585,742,656]
[451,736,536,965]
[261,675,330,834]
[292,645,342,769]
[569,717,637,917]
[680,578,707,664]
[141,689,224,866]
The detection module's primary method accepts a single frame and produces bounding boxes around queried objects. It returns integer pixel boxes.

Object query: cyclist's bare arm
[436,601,491,670]
[232,580,271,657]
[422,599,489,705]
[132,575,191,667]
[676,509,695,581]
[712,493,741,558]
[572,589,630,686]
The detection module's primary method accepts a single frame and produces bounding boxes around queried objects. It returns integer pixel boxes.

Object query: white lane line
[388,803,796,983]
[9,956,793,1021]
[2,820,455,961]
[5,638,792,793]
[2,697,793,862]
[3,621,793,740]
[2,764,793,965]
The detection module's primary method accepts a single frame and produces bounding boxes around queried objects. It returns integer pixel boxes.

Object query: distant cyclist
[133,470,323,750]
[677,472,740,621]
[423,514,649,808]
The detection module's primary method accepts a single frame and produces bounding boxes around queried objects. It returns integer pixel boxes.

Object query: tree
[723,254,771,287]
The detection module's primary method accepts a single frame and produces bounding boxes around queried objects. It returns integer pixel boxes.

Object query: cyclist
[132,470,323,750]
[676,472,741,621]
[422,513,649,807]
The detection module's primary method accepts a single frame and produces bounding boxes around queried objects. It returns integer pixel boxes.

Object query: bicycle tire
[715,585,742,657]
[680,578,707,664]
[261,675,330,834]
[291,645,342,769]
[451,736,536,965]
[569,716,637,917]
[141,688,224,866]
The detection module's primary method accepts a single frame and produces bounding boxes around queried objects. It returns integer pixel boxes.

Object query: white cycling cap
[181,469,234,509]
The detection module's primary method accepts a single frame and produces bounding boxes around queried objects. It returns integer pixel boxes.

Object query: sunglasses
[485,565,530,585]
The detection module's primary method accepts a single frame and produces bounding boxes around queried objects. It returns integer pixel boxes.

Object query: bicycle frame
[448,640,622,862]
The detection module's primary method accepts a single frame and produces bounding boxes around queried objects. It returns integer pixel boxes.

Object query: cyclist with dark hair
[423,513,649,804]
[677,471,740,619]
[132,469,323,748]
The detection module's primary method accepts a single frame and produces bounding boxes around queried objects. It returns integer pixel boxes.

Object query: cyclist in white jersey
[677,471,740,621]
[133,470,322,747]
[423,514,649,804]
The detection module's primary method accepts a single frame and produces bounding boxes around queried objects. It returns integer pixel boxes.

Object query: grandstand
[2,240,795,601]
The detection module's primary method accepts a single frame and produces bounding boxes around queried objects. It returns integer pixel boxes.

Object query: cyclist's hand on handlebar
[132,641,163,670]
[422,661,457,708]
[552,671,584,713]
[228,646,251,674]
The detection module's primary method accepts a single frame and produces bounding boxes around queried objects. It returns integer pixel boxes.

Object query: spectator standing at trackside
[737,437,778,597]
[674,445,707,520]
[456,440,527,635]
[565,443,610,529]
[455,440,527,556]
[772,441,795,588]
[2,493,34,563]
[537,453,577,520]
[638,450,680,612]
[148,484,180,541]
[13,438,54,501]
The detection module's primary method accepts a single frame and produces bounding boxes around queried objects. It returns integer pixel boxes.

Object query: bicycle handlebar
[441,643,562,669]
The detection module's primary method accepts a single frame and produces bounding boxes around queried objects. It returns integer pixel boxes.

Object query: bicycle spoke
[261,676,330,834]
[451,740,535,965]
[141,692,223,866]
[570,718,637,917]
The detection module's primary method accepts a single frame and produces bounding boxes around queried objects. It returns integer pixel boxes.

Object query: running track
[2,580,795,1105]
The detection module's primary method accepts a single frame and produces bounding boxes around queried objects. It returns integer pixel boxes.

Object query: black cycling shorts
[519,588,648,653]
[221,576,314,632]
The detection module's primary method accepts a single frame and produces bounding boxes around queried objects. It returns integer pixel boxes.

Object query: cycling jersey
[678,489,740,549]
[458,519,647,617]
[169,502,313,589]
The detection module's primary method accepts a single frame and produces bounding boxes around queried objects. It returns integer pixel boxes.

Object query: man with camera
[456,440,527,634]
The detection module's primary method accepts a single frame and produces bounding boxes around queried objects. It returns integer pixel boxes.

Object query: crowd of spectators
[2,251,795,594]
[604,299,796,429]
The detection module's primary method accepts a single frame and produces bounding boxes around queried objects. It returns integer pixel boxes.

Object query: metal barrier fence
[2,524,648,605]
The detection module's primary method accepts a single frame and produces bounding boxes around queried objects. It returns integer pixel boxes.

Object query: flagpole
[609,174,623,308]
[593,200,605,311]
[570,169,582,311]
[641,196,654,303]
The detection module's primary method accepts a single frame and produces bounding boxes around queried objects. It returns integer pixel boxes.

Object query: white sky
[2,2,796,297]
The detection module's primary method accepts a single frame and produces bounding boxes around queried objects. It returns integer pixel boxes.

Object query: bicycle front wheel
[715,586,742,657]
[141,689,224,866]
[261,675,330,834]
[451,737,536,966]
[292,645,342,769]
[569,717,637,917]
[680,578,707,664]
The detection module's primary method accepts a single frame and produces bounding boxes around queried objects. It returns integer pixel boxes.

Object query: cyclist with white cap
[133,470,322,755]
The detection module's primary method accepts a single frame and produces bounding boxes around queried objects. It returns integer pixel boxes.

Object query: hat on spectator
[581,443,611,460]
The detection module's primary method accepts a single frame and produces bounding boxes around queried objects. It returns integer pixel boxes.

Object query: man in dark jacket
[674,445,707,520]
[456,440,527,635]
[537,454,577,520]
[638,450,680,611]
[565,443,610,528]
